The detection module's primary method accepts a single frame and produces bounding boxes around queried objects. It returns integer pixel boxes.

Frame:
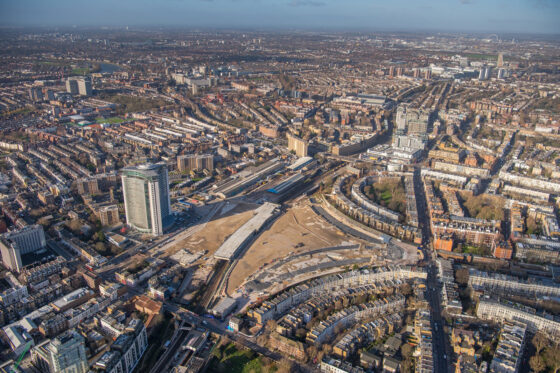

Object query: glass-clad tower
[121,163,171,236]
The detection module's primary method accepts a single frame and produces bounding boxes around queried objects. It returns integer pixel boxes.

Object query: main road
[162,302,315,373]
[413,167,451,373]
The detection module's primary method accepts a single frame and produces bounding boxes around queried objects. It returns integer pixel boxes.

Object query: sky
[0,0,559,34]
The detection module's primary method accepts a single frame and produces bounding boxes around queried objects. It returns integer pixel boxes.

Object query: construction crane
[10,341,32,373]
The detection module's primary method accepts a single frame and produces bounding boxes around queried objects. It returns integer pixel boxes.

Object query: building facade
[32,330,88,373]
[287,134,308,157]
[0,225,47,272]
[98,205,120,227]
[177,154,214,172]
[477,300,560,340]
[66,77,91,96]
[121,163,171,236]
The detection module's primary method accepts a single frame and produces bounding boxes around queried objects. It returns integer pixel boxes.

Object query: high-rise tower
[497,52,504,68]
[32,330,88,373]
[121,163,171,236]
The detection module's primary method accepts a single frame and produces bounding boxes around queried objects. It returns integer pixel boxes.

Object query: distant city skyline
[1,0,559,34]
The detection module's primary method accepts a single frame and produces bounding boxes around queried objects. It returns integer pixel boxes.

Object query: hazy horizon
[1,0,559,35]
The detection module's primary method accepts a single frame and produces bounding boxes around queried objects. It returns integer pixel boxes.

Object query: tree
[533,332,548,355]
[295,328,307,340]
[400,283,413,296]
[256,333,268,346]
[306,345,318,361]
[67,219,82,233]
[401,343,414,359]
[455,268,469,285]
[265,320,278,333]
[277,358,294,373]
[94,242,107,255]
[37,216,51,227]
[544,346,560,373]
[401,345,415,373]
[30,208,45,218]
[333,323,345,336]
[530,355,546,373]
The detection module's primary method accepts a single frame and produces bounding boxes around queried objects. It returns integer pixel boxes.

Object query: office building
[29,87,44,102]
[479,67,492,81]
[497,52,504,68]
[66,77,92,96]
[392,135,426,151]
[3,225,46,253]
[94,319,148,373]
[121,163,171,236]
[66,79,79,95]
[32,330,88,373]
[497,68,506,79]
[287,134,308,157]
[98,205,120,227]
[396,106,407,133]
[0,225,47,272]
[396,105,430,135]
[77,77,92,96]
[0,272,28,306]
[177,154,214,172]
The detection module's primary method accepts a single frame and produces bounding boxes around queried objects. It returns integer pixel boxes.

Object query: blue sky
[1,0,558,34]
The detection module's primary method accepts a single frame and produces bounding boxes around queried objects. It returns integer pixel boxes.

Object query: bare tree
[265,319,278,332]
[277,358,294,373]
[544,346,560,373]
[532,332,548,355]
[455,268,469,285]
[295,328,307,340]
[257,333,268,346]
[530,355,546,373]
[306,345,318,361]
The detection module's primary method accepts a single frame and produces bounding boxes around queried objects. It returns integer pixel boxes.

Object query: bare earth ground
[227,200,356,293]
[163,201,259,259]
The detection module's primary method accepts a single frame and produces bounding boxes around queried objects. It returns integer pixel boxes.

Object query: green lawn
[97,93,169,114]
[71,67,91,75]
[209,343,273,373]
[363,177,406,215]
[39,60,69,67]
[461,245,490,256]
[380,190,392,202]
[96,116,125,124]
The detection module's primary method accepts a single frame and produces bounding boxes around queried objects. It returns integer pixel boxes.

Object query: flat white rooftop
[214,202,279,261]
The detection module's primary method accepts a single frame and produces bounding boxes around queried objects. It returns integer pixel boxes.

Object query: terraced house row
[277,281,406,337]
[247,266,426,325]
[306,295,405,345]
[477,299,560,341]
[469,268,560,298]
[333,313,403,359]
[330,176,422,244]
